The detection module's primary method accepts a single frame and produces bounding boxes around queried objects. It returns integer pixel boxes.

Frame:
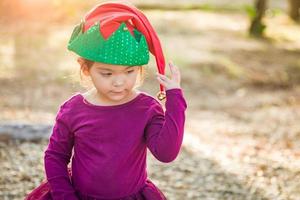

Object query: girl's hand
[156,61,181,91]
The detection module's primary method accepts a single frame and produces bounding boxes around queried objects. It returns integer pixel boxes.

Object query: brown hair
[79,58,94,81]
[79,58,146,89]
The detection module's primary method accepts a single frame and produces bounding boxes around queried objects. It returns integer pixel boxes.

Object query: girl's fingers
[156,73,170,81]
[169,61,175,75]
[169,62,180,79]
[156,76,167,86]
[156,63,181,87]
[156,71,181,89]
[156,73,170,82]
[170,63,179,78]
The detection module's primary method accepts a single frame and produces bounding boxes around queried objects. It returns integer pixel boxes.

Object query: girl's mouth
[111,91,124,94]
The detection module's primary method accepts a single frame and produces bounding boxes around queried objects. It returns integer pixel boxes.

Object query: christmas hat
[68,2,166,98]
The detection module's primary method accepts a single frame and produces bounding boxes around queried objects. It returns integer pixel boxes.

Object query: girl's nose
[112,75,125,87]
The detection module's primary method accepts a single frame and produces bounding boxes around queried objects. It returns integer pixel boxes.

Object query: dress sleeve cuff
[165,88,187,111]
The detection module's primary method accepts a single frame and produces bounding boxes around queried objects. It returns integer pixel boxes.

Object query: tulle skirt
[25,171,167,200]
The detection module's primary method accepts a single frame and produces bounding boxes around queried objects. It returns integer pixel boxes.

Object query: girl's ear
[78,57,90,76]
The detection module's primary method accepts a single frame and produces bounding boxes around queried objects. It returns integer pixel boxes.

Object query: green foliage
[244,5,282,19]
[266,8,282,17]
[244,5,257,19]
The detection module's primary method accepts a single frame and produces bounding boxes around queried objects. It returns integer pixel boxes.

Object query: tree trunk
[289,0,300,21]
[249,0,267,37]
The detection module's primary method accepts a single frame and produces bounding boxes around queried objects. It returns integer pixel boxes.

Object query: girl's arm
[145,62,187,162]
[44,104,79,200]
[145,88,187,163]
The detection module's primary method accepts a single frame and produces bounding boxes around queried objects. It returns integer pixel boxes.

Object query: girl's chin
[110,91,125,97]
[108,91,128,101]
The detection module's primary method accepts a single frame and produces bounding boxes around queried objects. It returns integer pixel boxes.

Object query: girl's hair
[79,58,146,89]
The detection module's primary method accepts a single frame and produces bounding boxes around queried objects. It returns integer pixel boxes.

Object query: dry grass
[1,4,300,200]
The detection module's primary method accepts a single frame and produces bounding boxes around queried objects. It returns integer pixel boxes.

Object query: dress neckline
[77,92,144,110]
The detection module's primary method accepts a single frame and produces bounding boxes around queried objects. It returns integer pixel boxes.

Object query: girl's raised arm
[144,88,187,163]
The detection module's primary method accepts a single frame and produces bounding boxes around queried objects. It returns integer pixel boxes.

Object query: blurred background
[0,0,300,199]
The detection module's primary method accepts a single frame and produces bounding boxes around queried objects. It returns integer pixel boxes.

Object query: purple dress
[25,89,187,200]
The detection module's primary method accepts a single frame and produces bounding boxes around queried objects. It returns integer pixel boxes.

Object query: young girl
[25,2,187,200]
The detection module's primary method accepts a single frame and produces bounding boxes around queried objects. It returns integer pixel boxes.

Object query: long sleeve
[44,104,79,200]
[145,88,187,163]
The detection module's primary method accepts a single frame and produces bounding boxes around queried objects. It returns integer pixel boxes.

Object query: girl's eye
[100,73,112,77]
[127,70,134,74]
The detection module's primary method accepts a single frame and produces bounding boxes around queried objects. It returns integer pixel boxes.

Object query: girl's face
[80,59,141,104]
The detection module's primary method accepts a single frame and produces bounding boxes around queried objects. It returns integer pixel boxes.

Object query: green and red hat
[68,2,166,98]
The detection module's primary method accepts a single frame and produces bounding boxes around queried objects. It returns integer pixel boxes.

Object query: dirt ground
[0,7,300,200]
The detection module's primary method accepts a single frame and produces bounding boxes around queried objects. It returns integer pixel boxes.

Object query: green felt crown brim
[67,21,150,66]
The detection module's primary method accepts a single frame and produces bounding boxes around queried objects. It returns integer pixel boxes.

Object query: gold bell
[157,91,166,101]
